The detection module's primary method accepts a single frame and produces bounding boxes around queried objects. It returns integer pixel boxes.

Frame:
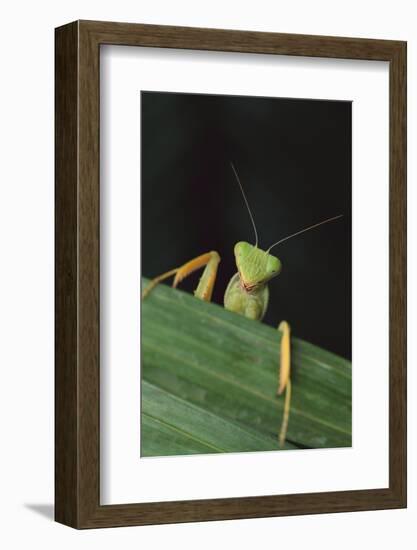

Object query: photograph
[140,90,352,457]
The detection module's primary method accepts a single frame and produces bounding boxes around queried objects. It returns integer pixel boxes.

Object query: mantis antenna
[267,214,344,252]
[230,162,259,247]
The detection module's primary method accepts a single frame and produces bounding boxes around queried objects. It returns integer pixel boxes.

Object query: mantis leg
[277,321,291,447]
[142,251,221,301]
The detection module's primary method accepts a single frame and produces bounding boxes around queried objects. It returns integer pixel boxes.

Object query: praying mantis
[142,163,343,447]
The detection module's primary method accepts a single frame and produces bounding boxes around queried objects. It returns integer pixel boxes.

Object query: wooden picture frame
[55,20,407,529]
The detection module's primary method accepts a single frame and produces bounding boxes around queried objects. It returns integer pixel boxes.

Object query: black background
[141,91,352,359]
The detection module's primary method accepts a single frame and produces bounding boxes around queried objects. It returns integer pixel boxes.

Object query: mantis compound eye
[266,254,281,278]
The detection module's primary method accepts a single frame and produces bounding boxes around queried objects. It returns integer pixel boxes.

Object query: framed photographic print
[55,20,406,528]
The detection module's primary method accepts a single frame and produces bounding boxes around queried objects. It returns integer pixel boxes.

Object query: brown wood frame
[55,20,407,529]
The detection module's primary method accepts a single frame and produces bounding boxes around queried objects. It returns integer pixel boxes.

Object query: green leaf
[141,277,351,457]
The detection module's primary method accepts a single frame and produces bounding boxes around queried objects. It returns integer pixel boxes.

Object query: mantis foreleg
[277,321,291,447]
[142,251,221,301]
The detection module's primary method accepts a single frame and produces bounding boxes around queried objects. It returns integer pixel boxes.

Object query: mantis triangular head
[234,241,281,292]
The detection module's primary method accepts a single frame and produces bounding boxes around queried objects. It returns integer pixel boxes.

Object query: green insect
[142,163,343,446]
